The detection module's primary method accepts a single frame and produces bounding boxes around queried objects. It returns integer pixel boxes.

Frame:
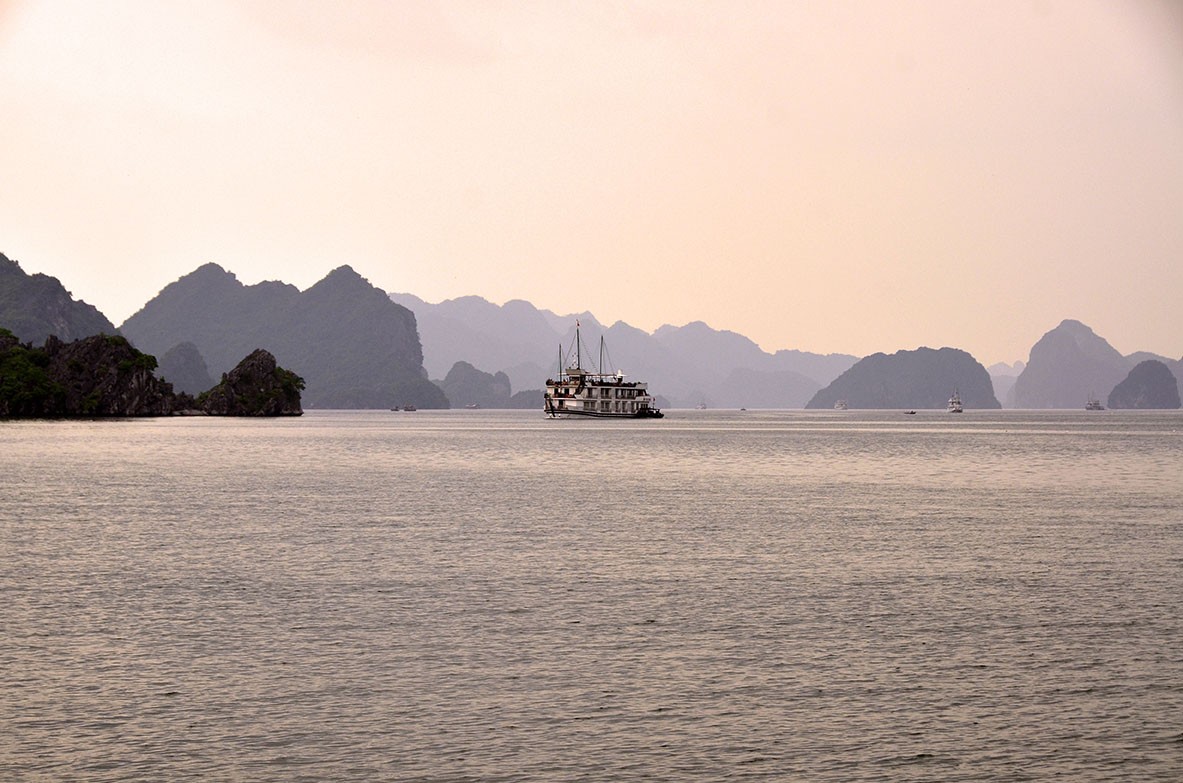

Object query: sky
[1,1,1181,366]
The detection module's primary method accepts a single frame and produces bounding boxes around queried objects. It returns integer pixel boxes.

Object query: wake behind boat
[544,325,663,419]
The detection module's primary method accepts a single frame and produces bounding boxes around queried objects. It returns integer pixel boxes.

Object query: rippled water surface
[3,409,1182,781]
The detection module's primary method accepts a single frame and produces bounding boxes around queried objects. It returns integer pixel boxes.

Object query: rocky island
[1107,360,1181,409]
[805,346,1000,409]
[196,349,304,416]
[0,329,303,418]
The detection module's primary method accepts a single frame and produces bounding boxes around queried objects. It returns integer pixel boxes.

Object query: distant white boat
[1085,394,1104,411]
[834,399,848,411]
[947,390,963,413]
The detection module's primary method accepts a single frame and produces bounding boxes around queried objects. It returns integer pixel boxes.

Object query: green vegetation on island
[0,329,304,418]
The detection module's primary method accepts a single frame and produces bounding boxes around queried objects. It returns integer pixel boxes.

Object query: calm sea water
[2,409,1181,782]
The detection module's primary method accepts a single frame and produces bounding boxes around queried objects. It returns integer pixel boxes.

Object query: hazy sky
[2,1,1180,365]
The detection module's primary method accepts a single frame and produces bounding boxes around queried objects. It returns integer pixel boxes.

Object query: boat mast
[599,336,605,377]
[575,322,581,371]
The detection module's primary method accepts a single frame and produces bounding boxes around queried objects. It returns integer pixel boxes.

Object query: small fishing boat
[834,399,849,411]
[544,324,663,419]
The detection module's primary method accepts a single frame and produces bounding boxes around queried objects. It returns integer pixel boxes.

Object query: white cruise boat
[544,325,663,419]
[1085,394,1105,411]
[947,390,963,413]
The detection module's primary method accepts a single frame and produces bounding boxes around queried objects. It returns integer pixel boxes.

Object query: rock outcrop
[157,341,214,396]
[1013,320,1130,408]
[122,264,447,409]
[0,330,174,417]
[0,252,115,344]
[1107,360,1181,409]
[437,361,512,408]
[197,349,304,416]
[1,330,305,418]
[435,360,543,409]
[805,347,1000,409]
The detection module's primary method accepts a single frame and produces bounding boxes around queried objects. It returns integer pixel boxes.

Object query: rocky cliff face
[122,264,446,409]
[1107,360,1181,409]
[805,347,1000,409]
[0,330,174,417]
[0,252,115,344]
[1,330,303,418]
[1013,320,1130,408]
[197,349,304,416]
[43,334,177,416]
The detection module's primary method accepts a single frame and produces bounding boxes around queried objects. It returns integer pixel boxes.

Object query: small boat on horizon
[1085,394,1105,411]
[947,390,963,413]
[834,399,849,411]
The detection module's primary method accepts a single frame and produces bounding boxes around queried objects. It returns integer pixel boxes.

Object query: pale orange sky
[1,0,1180,366]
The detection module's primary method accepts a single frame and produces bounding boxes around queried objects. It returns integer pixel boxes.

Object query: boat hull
[545,407,663,420]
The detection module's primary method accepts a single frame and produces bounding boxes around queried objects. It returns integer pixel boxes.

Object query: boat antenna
[576,320,582,371]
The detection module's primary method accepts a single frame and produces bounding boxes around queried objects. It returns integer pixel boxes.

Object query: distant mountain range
[390,292,857,408]
[2,249,1180,409]
[392,297,1180,410]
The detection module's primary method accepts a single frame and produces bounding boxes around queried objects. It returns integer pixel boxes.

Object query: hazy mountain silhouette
[435,360,543,409]
[806,347,1000,409]
[123,264,446,409]
[1126,351,1183,390]
[1107,360,1181,409]
[391,294,856,408]
[1012,320,1132,409]
[711,368,821,409]
[987,361,1026,408]
[8,248,1179,412]
[0,251,115,344]
[157,341,213,396]
[389,292,564,391]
